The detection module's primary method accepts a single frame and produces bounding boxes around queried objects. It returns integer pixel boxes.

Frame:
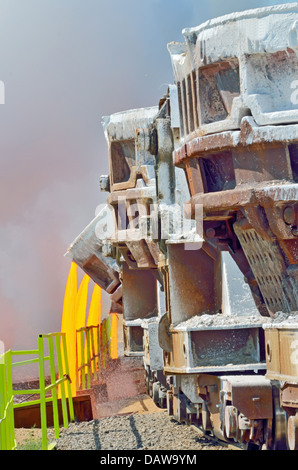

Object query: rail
[0,313,118,450]
[76,315,116,391]
[0,350,15,450]
[0,332,75,450]
[77,324,100,390]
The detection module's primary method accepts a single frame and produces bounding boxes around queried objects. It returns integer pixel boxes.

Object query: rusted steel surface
[168,4,298,142]
[224,376,273,420]
[164,4,298,450]
[168,7,298,319]
[102,106,158,192]
[174,120,298,166]
[264,324,298,383]
[66,204,121,296]
[280,384,298,410]
[164,326,266,375]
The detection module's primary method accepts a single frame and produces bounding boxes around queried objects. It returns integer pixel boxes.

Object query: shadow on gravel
[129,415,143,449]
[93,420,101,450]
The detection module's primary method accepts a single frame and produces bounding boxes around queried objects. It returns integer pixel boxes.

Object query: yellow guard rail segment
[76,314,118,391]
[76,324,100,390]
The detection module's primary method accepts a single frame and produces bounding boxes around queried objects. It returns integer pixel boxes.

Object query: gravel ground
[50,410,231,451]
[14,352,237,452]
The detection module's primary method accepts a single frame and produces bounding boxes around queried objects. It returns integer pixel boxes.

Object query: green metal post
[48,336,60,439]
[0,351,15,451]
[38,335,48,450]
[5,351,16,450]
[0,333,76,451]
[0,355,6,450]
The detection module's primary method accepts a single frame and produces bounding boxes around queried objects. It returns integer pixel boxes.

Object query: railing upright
[11,332,74,450]
[0,350,16,450]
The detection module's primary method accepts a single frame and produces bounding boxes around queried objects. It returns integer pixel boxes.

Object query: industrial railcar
[164,3,298,450]
[68,4,298,450]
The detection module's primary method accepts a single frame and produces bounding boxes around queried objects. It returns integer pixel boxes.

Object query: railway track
[190,426,244,451]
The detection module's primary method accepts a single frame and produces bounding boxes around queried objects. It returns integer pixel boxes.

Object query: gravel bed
[52,411,229,451]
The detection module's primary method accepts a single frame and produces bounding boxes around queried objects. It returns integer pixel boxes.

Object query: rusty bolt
[206,228,216,238]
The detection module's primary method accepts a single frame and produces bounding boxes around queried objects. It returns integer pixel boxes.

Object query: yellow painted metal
[110,313,119,360]
[60,262,77,396]
[75,274,90,387]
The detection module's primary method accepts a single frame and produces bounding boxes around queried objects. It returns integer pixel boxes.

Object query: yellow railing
[76,324,100,390]
[76,314,118,391]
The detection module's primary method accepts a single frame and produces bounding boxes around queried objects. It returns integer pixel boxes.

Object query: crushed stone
[51,411,230,451]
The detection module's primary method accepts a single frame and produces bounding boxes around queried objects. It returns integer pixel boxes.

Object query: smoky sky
[0,0,288,351]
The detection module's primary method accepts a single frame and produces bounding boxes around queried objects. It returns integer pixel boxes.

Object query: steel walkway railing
[0,332,75,450]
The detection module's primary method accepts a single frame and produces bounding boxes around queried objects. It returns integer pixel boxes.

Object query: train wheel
[288,413,298,451]
[159,386,167,409]
[225,406,238,440]
[152,381,160,406]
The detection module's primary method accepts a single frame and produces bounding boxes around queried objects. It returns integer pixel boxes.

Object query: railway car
[67,3,298,450]
[165,3,298,450]
[67,97,186,399]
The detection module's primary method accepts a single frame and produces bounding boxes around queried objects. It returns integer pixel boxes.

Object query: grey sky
[0,0,291,351]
